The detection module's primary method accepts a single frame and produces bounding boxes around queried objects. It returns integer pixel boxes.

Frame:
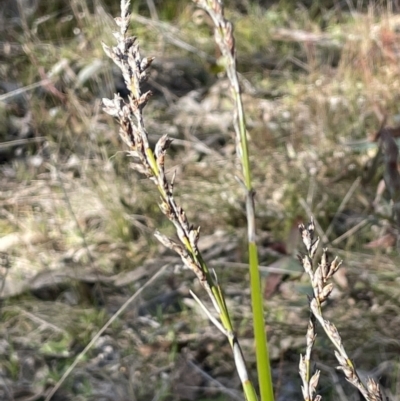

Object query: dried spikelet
[299,220,383,401]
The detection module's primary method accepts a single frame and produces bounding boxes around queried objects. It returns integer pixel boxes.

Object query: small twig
[130,12,215,63]
[18,308,66,335]
[145,0,159,20]
[325,177,361,240]
[0,79,52,101]
[331,218,369,246]
[44,263,170,401]
[187,359,244,401]
[0,136,47,150]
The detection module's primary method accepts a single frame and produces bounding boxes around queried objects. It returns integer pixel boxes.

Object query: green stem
[235,84,274,401]
[249,242,274,401]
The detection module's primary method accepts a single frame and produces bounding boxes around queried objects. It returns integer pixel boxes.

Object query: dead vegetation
[0,0,400,400]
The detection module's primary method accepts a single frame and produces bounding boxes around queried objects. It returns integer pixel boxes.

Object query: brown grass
[0,0,400,400]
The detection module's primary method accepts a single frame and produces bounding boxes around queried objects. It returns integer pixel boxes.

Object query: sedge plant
[100,0,272,400]
[298,219,383,401]
[192,1,274,400]
[40,0,383,401]
[44,1,385,400]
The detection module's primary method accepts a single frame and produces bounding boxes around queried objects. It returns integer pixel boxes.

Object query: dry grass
[0,0,400,400]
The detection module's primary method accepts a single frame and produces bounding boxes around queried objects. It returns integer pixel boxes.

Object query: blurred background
[1,0,400,400]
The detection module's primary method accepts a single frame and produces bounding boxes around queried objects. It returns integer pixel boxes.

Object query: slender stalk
[101,1,258,400]
[193,2,274,400]
[298,220,383,401]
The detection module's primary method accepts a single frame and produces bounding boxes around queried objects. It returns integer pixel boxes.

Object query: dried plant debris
[1,0,400,400]
[378,128,400,243]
